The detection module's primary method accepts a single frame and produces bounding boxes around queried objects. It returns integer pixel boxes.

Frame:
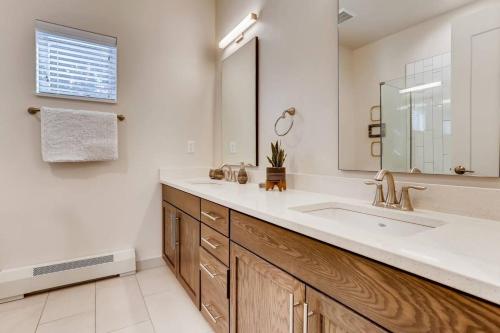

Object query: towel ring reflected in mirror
[274,107,296,137]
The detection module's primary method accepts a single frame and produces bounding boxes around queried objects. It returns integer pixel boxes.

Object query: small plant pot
[266,167,287,191]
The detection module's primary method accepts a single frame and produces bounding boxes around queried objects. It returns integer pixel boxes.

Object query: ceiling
[339,0,477,49]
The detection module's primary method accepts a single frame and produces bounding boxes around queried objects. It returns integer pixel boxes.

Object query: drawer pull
[202,303,222,323]
[202,237,221,249]
[171,215,179,249]
[302,303,314,333]
[289,294,294,333]
[200,263,218,278]
[202,211,222,221]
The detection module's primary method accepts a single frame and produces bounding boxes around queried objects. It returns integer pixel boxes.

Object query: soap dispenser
[237,162,248,184]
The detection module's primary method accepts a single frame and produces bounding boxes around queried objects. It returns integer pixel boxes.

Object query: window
[35,21,117,102]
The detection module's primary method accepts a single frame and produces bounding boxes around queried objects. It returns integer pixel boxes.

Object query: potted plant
[266,141,287,191]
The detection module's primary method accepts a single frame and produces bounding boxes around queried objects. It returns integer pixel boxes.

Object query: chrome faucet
[368,169,427,211]
[374,169,398,207]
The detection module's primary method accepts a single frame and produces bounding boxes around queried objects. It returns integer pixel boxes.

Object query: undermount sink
[187,180,223,186]
[291,202,446,237]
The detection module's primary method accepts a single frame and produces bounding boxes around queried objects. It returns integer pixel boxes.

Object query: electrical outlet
[229,141,237,154]
[187,140,195,154]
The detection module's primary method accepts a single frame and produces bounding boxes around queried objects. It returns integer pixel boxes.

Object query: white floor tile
[136,266,178,297]
[40,283,95,324]
[110,321,154,333]
[145,288,213,333]
[0,293,47,333]
[36,312,94,333]
[96,276,149,333]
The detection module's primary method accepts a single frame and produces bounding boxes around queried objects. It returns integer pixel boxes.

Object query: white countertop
[160,177,500,305]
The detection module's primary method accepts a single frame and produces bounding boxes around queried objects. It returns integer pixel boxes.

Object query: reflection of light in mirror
[443,121,452,135]
[443,99,451,104]
[399,81,442,94]
[413,112,425,132]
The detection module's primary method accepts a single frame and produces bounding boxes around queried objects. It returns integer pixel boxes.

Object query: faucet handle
[364,181,385,207]
[399,185,427,211]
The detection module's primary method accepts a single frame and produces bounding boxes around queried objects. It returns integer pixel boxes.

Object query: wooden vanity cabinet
[162,185,201,308]
[230,243,305,333]
[199,199,231,333]
[161,201,177,272]
[305,287,387,333]
[161,185,500,333]
[230,211,500,333]
[177,210,200,307]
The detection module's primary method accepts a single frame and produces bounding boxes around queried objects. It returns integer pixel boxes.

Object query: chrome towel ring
[274,107,296,137]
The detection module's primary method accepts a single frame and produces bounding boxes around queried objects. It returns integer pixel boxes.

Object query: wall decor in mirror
[338,0,500,177]
[221,37,258,166]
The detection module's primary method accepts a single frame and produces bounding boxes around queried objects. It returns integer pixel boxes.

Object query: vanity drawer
[200,247,229,333]
[201,283,229,333]
[201,224,229,266]
[200,247,228,293]
[230,211,500,333]
[201,199,229,236]
[162,185,200,220]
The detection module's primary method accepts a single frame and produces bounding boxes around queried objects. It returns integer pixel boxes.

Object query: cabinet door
[305,287,386,333]
[230,242,305,333]
[178,210,200,307]
[162,202,178,273]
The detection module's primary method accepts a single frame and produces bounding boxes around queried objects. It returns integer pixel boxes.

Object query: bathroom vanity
[160,180,500,333]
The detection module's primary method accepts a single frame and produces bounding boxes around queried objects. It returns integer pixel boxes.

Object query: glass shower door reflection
[380,79,411,173]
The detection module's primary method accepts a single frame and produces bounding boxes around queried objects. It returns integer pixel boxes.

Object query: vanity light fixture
[399,81,442,94]
[219,12,258,49]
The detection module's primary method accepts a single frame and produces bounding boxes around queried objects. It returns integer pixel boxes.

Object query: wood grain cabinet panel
[201,247,229,333]
[162,201,178,274]
[230,211,500,333]
[178,210,200,308]
[201,199,229,236]
[163,185,200,219]
[230,242,305,333]
[201,223,229,266]
[306,287,387,333]
[200,247,228,293]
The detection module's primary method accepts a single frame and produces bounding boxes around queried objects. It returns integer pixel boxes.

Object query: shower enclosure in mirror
[338,0,500,177]
[221,37,258,166]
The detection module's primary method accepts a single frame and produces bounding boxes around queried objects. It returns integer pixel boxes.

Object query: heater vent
[33,255,114,276]
[338,8,356,24]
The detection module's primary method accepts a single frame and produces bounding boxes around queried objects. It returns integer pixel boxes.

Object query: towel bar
[28,107,125,121]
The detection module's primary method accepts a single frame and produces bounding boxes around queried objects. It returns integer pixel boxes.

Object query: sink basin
[291,202,446,237]
[187,180,223,186]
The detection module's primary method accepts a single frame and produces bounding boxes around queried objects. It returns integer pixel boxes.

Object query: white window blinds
[35,21,117,102]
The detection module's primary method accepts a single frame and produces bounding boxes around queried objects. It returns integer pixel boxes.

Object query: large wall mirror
[338,0,500,177]
[221,37,258,166]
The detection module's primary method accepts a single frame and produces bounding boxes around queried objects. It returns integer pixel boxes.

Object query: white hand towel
[41,107,118,162]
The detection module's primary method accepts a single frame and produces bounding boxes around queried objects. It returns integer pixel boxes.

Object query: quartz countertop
[160,177,500,305]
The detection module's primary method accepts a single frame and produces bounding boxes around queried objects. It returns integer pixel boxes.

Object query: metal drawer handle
[201,237,221,249]
[171,215,179,249]
[201,211,222,221]
[200,263,218,278]
[202,303,222,323]
[302,303,314,333]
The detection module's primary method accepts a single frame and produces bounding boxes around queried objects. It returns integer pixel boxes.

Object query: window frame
[34,20,118,104]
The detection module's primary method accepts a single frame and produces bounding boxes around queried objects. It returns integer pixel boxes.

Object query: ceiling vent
[338,8,356,24]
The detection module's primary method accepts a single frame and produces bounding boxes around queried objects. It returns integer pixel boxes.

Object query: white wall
[215,0,338,174]
[0,0,215,269]
[215,0,500,193]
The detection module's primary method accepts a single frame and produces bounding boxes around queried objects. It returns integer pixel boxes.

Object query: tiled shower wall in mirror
[406,53,452,174]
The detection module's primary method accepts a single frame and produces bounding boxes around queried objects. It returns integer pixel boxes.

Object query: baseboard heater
[0,248,135,303]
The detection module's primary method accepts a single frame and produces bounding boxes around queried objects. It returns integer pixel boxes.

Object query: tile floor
[0,266,213,333]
